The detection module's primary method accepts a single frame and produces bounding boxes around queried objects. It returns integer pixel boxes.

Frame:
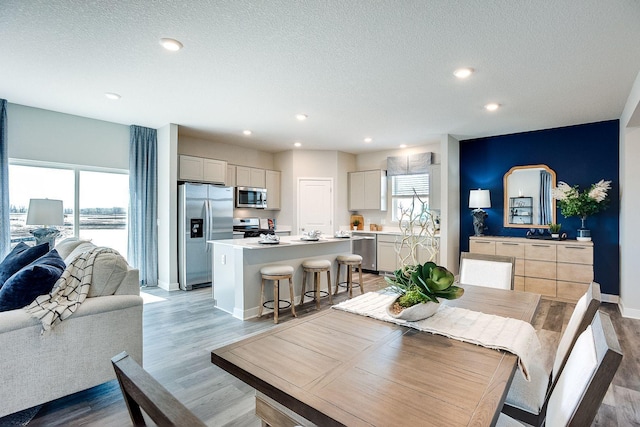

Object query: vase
[386,298,441,321]
[577,216,591,242]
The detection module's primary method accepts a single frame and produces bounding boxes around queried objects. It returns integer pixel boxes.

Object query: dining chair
[501,282,601,426]
[111,351,207,427]
[497,310,622,427]
[458,252,515,290]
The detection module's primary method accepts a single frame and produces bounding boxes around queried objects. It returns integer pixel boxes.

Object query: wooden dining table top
[210,285,541,427]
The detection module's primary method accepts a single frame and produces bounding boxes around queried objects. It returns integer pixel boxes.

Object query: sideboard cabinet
[469,236,593,303]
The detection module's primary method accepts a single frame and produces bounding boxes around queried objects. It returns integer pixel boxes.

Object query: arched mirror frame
[503,164,557,229]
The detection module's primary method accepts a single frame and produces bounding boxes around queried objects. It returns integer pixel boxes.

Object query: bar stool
[259,264,297,324]
[334,254,364,298]
[299,259,332,310]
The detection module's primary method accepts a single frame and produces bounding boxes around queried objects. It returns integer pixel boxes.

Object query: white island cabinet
[210,236,352,320]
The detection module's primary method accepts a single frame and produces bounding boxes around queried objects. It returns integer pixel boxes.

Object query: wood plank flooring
[25,275,640,426]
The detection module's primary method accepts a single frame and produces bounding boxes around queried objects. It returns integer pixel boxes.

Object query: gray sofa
[0,239,143,417]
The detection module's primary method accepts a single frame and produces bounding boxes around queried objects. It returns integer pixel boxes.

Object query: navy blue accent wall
[459,120,619,295]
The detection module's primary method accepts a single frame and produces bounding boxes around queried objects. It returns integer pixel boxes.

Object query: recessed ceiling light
[453,67,474,79]
[364,137,373,143]
[159,38,183,51]
[104,92,121,100]
[294,142,302,147]
[242,130,252,136]
[400,144,407,148]
[484,103,500,111]
[295,114,308,121]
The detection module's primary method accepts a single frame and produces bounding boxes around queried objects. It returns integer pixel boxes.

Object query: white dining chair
[458,252,515,290]
[501,282,601,426]
[497,310,622,427]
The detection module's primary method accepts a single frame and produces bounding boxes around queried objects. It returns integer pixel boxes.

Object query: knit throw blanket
[26,247,117,332]
[333,291,541,381]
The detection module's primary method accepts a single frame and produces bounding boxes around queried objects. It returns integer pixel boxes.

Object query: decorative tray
[258,240,280,244]
[300,237,320,241]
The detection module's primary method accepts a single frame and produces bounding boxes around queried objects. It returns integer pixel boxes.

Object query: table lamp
[469,189,491,236]
[26,198,64,249]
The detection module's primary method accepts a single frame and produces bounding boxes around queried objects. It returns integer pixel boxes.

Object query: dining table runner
[332,291,541,381]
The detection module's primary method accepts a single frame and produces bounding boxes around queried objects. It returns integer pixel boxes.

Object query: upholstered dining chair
[501,282,602,426]
[497,310,622,427]
[458,252,515,290]
[111,351,206,427]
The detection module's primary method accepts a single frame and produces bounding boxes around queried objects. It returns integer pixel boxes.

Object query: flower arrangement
[551,179,611,219]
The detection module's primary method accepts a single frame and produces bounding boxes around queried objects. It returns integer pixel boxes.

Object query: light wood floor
[26,274,640,426]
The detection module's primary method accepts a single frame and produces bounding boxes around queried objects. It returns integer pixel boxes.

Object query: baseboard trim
[601,293,620,304]
[619,297,640,319]
[157,280,179,291]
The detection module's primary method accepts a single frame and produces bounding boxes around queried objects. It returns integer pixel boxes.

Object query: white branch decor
[394,191,439,268]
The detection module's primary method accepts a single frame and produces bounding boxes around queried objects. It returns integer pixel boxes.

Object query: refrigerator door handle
[204,199,212,252]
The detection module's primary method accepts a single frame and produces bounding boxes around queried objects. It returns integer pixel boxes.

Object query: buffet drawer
[525,260,557,280]
[525,243,556,261]
[557,262,593,283]
[556,281,590,301]
[525,277,556,297]
[469,240,496,255]
[557,245,593,265]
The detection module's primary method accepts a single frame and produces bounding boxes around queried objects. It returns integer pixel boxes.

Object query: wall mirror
[503,164,556,228]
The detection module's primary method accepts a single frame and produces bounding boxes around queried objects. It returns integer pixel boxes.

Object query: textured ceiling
[1,1,639,153]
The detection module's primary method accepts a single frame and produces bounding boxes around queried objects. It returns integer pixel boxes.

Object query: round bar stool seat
[259,264,296,324]
[335,254,364,298]
[299,259,332,310]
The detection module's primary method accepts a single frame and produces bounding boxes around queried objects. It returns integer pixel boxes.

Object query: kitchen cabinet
[377,234,411,272]
[227,165,236,187]
[236,166,266,188]
[469,236,593,302]
[265,170,281,210]
[179,155,226,184]
[348,170,387,211]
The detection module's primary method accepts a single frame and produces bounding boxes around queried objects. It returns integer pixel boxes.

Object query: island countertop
[208,234,358,249]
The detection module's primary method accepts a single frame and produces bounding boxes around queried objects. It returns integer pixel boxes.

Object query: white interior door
[298,178,333,235]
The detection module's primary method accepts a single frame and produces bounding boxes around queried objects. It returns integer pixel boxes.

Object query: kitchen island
[210,236,353,320]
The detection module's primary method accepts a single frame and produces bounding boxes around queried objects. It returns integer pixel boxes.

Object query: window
[391,173,429,222]
[8,162,129,259]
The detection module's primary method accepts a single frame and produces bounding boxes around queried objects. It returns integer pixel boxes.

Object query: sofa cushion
[0,242,50,288]
[88,252,131,297]
[0,249,66,312]
[63,242,98,265]
[54,238,92,260]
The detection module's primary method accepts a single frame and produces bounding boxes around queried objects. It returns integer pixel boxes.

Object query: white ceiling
[2,1,639,154]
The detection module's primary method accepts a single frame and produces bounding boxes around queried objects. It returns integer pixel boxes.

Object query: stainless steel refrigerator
[178,183,233,290]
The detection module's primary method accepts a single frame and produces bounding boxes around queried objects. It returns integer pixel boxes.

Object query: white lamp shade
[26,199,64,226]
[469,189,491,209]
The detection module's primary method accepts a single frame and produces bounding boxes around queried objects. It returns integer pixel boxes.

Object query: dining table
[210,284,541,426]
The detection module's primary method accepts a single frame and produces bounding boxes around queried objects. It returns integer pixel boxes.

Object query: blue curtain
[128,125,158,286]
[539,170,552,225]
[0,100,9,258]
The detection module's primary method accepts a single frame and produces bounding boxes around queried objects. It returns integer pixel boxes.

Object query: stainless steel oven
[236,187,267,209]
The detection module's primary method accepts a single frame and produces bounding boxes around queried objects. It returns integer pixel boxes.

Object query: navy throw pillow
[0,249,66,312]
[0,242,50,288]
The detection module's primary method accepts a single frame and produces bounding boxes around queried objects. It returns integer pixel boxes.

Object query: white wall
[439,135,460,273]
[619,70,640,318]
[7,103,129,169]
[157,124,179,291]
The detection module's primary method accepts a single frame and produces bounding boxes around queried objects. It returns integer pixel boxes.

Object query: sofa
[0,238,143,418]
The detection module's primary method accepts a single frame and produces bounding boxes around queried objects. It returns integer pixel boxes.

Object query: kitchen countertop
[210,234,360,248]
[351,229,440,237]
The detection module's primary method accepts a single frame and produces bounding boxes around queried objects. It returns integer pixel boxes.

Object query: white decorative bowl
[386,298,441,321]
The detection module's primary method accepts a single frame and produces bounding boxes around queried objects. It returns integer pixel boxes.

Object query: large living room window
[8,162,129,259]
[391,173,429,222]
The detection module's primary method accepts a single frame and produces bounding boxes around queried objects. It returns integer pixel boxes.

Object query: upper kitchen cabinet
[265,170,281,210]
[236,166,266,188]
[227,165,236,187]
[349,170,387,211]
[179,155,227,184]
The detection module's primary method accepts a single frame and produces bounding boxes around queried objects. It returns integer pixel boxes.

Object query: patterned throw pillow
[0,242,50,288]
[0,249,66,312]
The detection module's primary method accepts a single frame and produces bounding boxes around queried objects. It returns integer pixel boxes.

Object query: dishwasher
[352,233,377,272]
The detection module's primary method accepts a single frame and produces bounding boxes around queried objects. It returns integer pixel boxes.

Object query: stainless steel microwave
[236,186,267,208]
